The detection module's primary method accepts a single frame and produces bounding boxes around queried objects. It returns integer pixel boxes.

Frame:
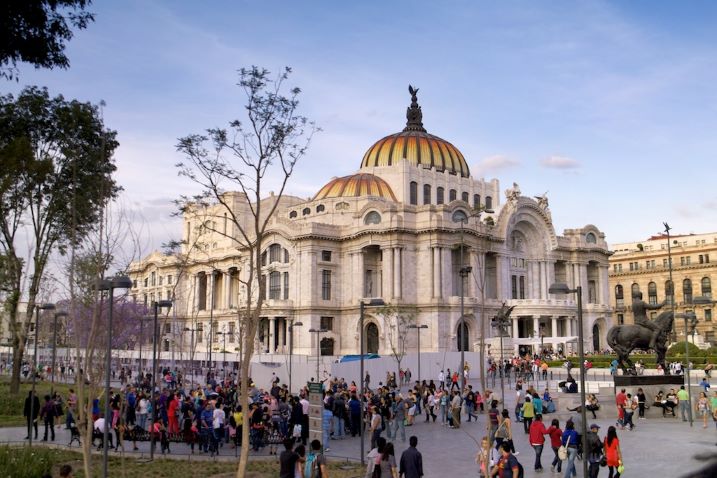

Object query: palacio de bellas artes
[128,88,612,386]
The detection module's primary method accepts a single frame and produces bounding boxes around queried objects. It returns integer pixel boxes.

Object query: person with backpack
[399,436,423,478]
[490,441,522,478]
[305,439,328,478]
[279,438,300,478]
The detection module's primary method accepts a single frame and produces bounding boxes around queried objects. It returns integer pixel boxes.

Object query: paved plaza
[1,377,714,477]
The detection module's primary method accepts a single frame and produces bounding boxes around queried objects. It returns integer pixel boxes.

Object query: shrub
[0,446,56,478]
[667,342,703,357]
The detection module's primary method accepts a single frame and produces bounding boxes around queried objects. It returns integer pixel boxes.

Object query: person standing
[378,442,398,478]
[603,426,623,478]
[40,394,56,441]
[622,394,636,431]
[399,435,423,478]
[636,388,647,420]
[476,436,491,478]
[561,420,579,478]
[305,439,329,478]
[528,414,547,472]
[450,390,462,429]
[438,370,445,390]
[279,438,299,478]
[521,396,534,434]
[615,389,627,428]
[23,390,40,440]
[546,418,563,474]
[392,395,407,441]
[696,392,710,428]
[369,406,383,449]
[490,441,521,478]
[677,385,690,421]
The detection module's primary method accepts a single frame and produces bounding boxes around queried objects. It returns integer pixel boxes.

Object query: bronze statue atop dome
[404,84,427,132]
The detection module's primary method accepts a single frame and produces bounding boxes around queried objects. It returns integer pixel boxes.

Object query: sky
[7,0,717,255]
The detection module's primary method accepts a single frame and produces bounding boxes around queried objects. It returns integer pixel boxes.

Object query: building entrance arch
[366,323,379,354]
[457,322,469,351]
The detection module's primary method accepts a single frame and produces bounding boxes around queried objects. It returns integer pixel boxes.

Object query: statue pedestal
[612,375,685,417]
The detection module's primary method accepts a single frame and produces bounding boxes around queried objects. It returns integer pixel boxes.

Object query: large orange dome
[314,173,396,201]
[359,85,470,178]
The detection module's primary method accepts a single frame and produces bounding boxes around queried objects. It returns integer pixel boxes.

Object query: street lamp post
[458,218,472,396]
[183,327,196,391]
[408,324,428,383]
[30,303,55,448]
[549,282,588,478]
[359,298,385,465]
[51,311,68,397]
[491,313,510,403]
[150,299,173,461]
[288,320,303,394]
[98,276,132,478]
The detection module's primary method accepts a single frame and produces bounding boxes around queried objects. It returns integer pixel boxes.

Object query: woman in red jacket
[545,418,563,473]
[604,425,623,478]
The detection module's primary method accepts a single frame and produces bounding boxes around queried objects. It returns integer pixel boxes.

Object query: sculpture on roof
[404,84,426,132]
[535,192,549,210]
[505,182,521,202]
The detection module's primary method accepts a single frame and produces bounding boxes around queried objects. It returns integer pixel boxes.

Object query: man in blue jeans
[392,395,406,442]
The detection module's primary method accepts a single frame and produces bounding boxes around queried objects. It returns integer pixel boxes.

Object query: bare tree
[378,305,416,384]
[175,66,316,478]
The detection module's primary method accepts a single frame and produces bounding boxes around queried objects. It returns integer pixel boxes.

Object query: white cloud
[540,155,580,169]
[473,155,520,176]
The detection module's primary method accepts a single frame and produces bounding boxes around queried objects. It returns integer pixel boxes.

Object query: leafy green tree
[0,86,119,393]
[1,0,95,80]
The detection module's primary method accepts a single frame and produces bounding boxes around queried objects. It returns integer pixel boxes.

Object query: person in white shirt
[93,416,113,449]
[438,370,445,390]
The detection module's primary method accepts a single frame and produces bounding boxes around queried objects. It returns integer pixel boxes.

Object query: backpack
[305,452,322,478]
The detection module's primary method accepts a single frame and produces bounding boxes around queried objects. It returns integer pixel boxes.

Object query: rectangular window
[519,276,526,299]
[260,274,266,300]
[269,272,281,300]
[283,272,289,300]
[706,254,710,263]
[617,314,624,325]
[228,322,236,343]
[212,321,218,343]
[132,280,137,289]
[320,316,333,331]
[144,277,148,287]
[159,275,163,286]
[322,270,332,300]
[197,323,203,343]
[167,275,173,285]
[321,250,332,262]
[511,275,518,299]
[151,272,156,286]
[164,323,171,334]
[663,259,668,268]
[143,294,147,306]
[706,309,712,322]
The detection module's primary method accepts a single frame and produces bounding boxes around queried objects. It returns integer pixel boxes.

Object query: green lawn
[0,378,76,427]
[0,446,364,478]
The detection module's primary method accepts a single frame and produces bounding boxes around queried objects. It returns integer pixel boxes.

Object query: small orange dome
[314,173,396,201]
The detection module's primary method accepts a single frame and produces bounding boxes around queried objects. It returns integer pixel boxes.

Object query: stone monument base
[612,375,686,419]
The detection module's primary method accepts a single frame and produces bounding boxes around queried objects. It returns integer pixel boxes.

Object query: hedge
[546,354,716,369]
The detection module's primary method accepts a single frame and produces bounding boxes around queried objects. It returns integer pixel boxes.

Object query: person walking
[529,414,547,472]
[561,420,579,478]
[392,395,407,442]
[490,441,522,478]
[636,388,647,420]
[305,439,329,478]
[586,423,604,478]
[369,406,383,450]
[23,390,40,440]
[399,435,423,478]
[677,385,690,421]
[40,394,56,441]
[546,418,563,474]
[476,436,491,478]
[603,426,623,478]
[377,442,398,478]
[521,396,534,434]
[696,392,710,428]
[450,390,462,429]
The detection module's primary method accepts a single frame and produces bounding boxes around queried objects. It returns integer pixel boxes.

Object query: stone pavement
[0,379,714,477]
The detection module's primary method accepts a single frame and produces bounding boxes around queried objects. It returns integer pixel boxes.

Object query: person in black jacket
[40,394,56,441]
[585,424,604,478]
[24,391,41,439]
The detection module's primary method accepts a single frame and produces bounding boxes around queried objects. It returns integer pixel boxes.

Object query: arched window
[631,283,640,298]
[316,204,325,213]
[701,277,712,298]
[615,285,624,307]
[409,182,418,205]
[683,278,693,303]
[586,232,597,244]
[364,211,381,225]
[289,211,297,218]
[437,187,445,205]
[452,210,468,223]
[461,192,469,203]
[269,243,282,263]
[302,207,310,216]
[320,337,334,356]
[269,271,281,299]
[665,280,674,304]
[449,189,457,202]
[366,323,379,354]
[423,184,431,205]
[457,322,469,351]
[592,324,600,352]
[648,282,657,305]
[485,196,493,210]
[473,194,480,209]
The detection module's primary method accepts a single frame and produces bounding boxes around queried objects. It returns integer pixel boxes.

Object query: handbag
[600,456,607,467]
[292,424,302,438]
[558,435,570,461]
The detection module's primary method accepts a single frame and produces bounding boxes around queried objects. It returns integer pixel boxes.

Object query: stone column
[512,317,519,338]
[541,261,549,299]
[532,316,540,339]
[383,246,394,299]
[433,247,442,298]
[394,247,402,299]
[552,316,558,338]
[268,317,276,353]
[442,247,451,298]
[495,254,505,300]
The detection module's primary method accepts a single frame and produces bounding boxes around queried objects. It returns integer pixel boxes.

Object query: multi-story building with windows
[609,232,717,347]
[128,89,612,361]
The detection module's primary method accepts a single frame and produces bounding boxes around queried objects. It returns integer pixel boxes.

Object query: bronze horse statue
[607,310,674,375]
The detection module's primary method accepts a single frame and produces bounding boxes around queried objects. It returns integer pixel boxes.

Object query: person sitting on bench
[93,414,114,450]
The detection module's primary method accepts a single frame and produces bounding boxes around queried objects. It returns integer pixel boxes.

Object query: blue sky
[8,0,717,252]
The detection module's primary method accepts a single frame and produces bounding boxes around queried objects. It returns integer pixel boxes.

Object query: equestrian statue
[607,292,673,375]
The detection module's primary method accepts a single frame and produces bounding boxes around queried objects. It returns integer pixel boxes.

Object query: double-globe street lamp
[150,299,173,460]
[30,302,56,448]
[548,282,588,478]
[288,320,303,394]
[359,298,385,465]
[490,312,510,404]
[308,327,328,385]
[408,324,428,383]
[183,326,197,390]
[97,275,132,478]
